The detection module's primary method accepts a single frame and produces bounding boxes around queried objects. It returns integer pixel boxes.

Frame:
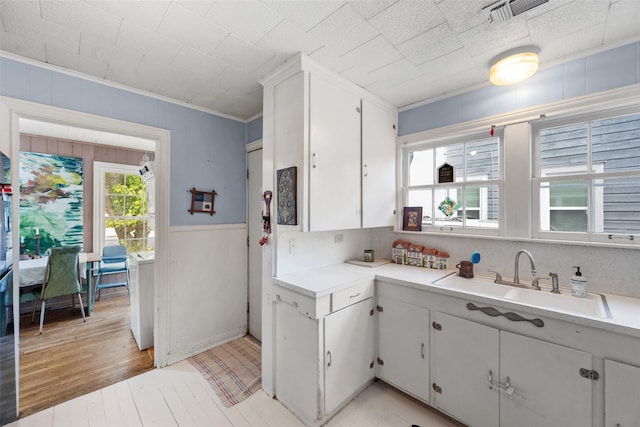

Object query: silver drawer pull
[349,292,361,299]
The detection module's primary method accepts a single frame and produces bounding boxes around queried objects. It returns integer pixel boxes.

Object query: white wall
[276,228,387,276]
[167,224,247,364]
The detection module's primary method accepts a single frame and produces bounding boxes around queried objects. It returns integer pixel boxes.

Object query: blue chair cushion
[99,261,127,273]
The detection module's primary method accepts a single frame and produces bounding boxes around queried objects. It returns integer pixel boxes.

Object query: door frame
[246,140,262,340]
[1,96,171,409]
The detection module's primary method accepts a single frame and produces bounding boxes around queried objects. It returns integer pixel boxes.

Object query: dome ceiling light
[489,46,540,86]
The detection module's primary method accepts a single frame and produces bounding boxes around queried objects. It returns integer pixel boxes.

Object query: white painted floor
[4,360,463,427]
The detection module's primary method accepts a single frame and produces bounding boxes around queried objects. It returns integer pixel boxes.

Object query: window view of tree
[104,171,152,252]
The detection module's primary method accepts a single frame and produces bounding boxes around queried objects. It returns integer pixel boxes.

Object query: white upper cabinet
[361,98,397,228]
[308,73,362,232]
[263,54,397,233]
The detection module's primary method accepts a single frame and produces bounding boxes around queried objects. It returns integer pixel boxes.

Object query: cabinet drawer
[275,285,330,319]
[331,280,374,312]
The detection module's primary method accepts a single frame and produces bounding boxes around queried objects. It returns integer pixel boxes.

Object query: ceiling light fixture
[489,46,540,86]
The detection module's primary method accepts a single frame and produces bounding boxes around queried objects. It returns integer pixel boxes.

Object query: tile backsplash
[389,232,640,299]
[273,226,639,299]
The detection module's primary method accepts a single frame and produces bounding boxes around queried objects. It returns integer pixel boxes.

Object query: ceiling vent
[484,0,549,24]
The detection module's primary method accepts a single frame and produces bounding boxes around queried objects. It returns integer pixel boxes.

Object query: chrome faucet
[549,272,560,294]
[514,249,536,285]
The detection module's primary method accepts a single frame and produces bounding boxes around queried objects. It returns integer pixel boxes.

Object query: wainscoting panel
[167,224,247,364]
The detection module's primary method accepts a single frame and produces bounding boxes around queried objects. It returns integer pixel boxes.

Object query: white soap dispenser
[570,266,587,298]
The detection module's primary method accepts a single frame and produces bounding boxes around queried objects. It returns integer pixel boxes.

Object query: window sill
[394,229,640,250]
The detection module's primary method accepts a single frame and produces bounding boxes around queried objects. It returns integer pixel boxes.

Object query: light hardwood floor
[17,288,154,418]
[5,358,464,427]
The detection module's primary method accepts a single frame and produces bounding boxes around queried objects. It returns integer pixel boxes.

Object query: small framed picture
[188,188,217,215]
[403,206,423,231]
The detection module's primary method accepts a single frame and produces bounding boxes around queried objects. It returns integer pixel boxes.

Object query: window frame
[93,161,151,252]
[397,85,640,248]
[401,130,504,236]
[532,107,640,244]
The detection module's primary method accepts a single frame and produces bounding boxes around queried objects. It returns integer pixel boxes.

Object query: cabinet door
[275,301,322,425]
[604,359,640,427]
[500,331,592,427]
[377,297,429,401]
[432,312,499,427]
[309,73,361,232]
[324,298,375,415]
[361,99,396,228]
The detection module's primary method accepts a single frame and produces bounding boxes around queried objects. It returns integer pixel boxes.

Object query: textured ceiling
[1,0,639,121]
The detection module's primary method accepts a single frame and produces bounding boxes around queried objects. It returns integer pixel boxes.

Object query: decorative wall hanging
[189,188,217,215]
[438,163,454,183]
[277,166,297,225]
[402,206,422,231]
[19,152,84,253]
[438,196,460,218]
[259,190,272,246]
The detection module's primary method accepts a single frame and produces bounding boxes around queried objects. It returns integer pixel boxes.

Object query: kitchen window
[533,110,640,243]
[402,132,502,235]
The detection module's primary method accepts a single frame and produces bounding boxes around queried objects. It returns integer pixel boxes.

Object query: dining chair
[91,245,129,308]
[36,246,86,334]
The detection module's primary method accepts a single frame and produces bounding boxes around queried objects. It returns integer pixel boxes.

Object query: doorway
[1,97,171,418]
[247,145,262,341]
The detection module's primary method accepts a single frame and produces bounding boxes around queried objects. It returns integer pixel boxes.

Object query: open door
[0,99,18,424]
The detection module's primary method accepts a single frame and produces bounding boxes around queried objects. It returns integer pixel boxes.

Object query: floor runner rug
[189,335,262,407]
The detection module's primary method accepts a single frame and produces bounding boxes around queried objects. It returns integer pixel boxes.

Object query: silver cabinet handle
[327,350,332,367]
[363,163,368,177]
[486,371,515,395]
[349,292,361,299]
[312,153,317,168]
[420,343,425,359]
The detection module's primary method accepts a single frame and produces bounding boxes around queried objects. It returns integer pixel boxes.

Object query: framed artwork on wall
[277,166,297,225]
[189,188,217,215]
[403,206,422,231]
[19,152,84,253]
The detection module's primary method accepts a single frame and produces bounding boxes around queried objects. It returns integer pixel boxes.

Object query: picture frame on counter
[403,206,422,231]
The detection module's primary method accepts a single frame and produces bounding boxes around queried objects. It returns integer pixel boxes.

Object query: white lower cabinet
[432,312,593,427]
[604,359,640,427]
[499,330,592,427]
[274,293,375,426]
[432,312,499,427]
[377,297,430,401]
[275,300,322,425]
[324,297,376,415]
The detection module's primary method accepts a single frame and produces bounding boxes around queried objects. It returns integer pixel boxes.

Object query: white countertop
[130,251,155,264]
[273,262,640,339]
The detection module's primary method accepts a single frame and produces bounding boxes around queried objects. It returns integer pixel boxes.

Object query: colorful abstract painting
[19,152,83,253]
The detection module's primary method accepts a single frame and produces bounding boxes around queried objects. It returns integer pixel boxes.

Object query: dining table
[19,252,102,314]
